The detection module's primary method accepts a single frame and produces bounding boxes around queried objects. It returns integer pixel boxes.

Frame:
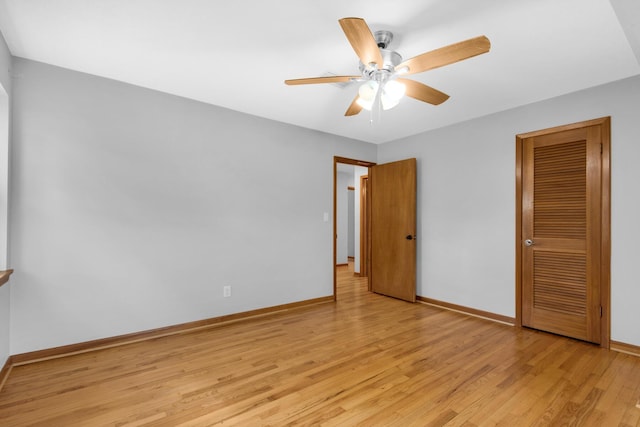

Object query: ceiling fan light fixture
[383,80,406,103]
[358,80,378,98]
[357,79,406,111]
[380,81,405,110]
[355,97,373,110]
[380,96,399,110]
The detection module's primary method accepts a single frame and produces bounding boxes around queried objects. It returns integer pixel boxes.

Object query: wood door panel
[519,120,607,344]
[527,309,591,340]
[533,251,586,316]
[370,158,416,302]
[533,139,587,239]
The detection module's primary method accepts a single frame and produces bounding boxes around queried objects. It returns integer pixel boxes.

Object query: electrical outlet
[223,286,231,298]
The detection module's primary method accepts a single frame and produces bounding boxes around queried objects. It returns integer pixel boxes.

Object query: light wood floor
[1,263,639,426]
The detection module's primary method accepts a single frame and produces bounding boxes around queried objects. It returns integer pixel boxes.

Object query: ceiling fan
[285,17,491,116]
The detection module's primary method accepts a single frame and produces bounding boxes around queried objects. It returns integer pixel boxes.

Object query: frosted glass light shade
[356,80,405,111]
[356,80,379,110]
[383,80,406,102]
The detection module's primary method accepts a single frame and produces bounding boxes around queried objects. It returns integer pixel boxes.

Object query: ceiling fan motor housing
[359,30,402,78]
[359,48,402,76]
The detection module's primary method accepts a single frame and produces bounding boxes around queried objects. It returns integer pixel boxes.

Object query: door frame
[515,117,611,348]
[359,174,370,285]
[334,156,376,300]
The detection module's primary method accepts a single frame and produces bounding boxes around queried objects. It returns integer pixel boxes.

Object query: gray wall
[378,74,640,347]
[9,58,376,354]
[0,29,11,367]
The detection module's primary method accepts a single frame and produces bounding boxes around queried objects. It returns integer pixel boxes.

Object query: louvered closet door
[522,126,601,343]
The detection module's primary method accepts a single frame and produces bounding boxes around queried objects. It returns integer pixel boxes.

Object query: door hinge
[600,306,603,318]
[600,143,603,154]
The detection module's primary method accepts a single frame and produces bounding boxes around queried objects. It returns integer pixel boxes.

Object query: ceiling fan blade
[344,95,363,116]
[285,76,360,85]
[398,78,450,105]
[338,17,384,67]
[397,35,490,75]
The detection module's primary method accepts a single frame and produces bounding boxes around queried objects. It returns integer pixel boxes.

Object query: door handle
[406,235,416,241]
[524,239,534,246]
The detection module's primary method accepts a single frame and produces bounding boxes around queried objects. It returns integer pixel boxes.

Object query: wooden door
[517,118,610,344]
[370,158,416,302]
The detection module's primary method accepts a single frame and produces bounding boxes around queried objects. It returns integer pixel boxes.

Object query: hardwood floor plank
[0,262,639,425]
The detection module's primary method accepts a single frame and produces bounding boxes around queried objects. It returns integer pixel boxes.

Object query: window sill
[0,270,13,288]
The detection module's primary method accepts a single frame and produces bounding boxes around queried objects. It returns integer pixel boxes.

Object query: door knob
[406,235,416,240]
[524,239,534,246]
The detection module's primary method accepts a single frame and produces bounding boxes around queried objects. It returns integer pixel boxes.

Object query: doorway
[333,156,417,302]
[333,157,375,299]
[515,117,611,347]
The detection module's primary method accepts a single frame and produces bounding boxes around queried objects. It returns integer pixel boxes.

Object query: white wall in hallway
[353,166,367,275]
[336,171,351,265]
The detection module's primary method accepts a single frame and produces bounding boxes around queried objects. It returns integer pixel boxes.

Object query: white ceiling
[0,0,639,144]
